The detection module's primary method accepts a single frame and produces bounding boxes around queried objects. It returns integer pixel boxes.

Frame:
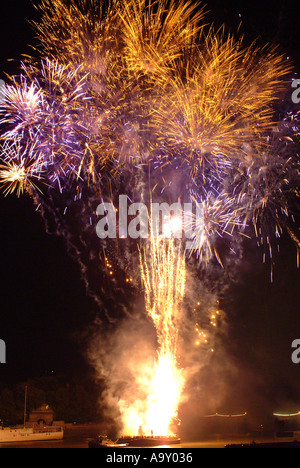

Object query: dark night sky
[0,0,300,422]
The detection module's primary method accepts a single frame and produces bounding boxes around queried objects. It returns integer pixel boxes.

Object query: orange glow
[118,347,184,437]
[145,348,184,436]
[120,225,187,437]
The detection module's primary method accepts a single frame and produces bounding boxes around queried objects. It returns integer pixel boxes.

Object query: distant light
[273,411,300,417]
[203,412,247,418]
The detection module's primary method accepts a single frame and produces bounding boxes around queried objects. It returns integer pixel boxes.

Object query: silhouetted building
[29,405,54,426]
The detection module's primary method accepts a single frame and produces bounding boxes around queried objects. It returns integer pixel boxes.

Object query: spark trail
[139,233,186,435]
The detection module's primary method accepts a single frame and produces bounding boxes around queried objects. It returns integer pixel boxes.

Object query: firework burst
[1,0,300,438]
[0,138,44,196]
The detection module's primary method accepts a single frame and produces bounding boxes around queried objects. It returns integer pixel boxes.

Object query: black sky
[0,0,300,422]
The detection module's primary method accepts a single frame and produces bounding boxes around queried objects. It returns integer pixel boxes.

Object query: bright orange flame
[132,227,186,436]
[145,348,184,436]
[118,347,184,437]
[118,216,186,437]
